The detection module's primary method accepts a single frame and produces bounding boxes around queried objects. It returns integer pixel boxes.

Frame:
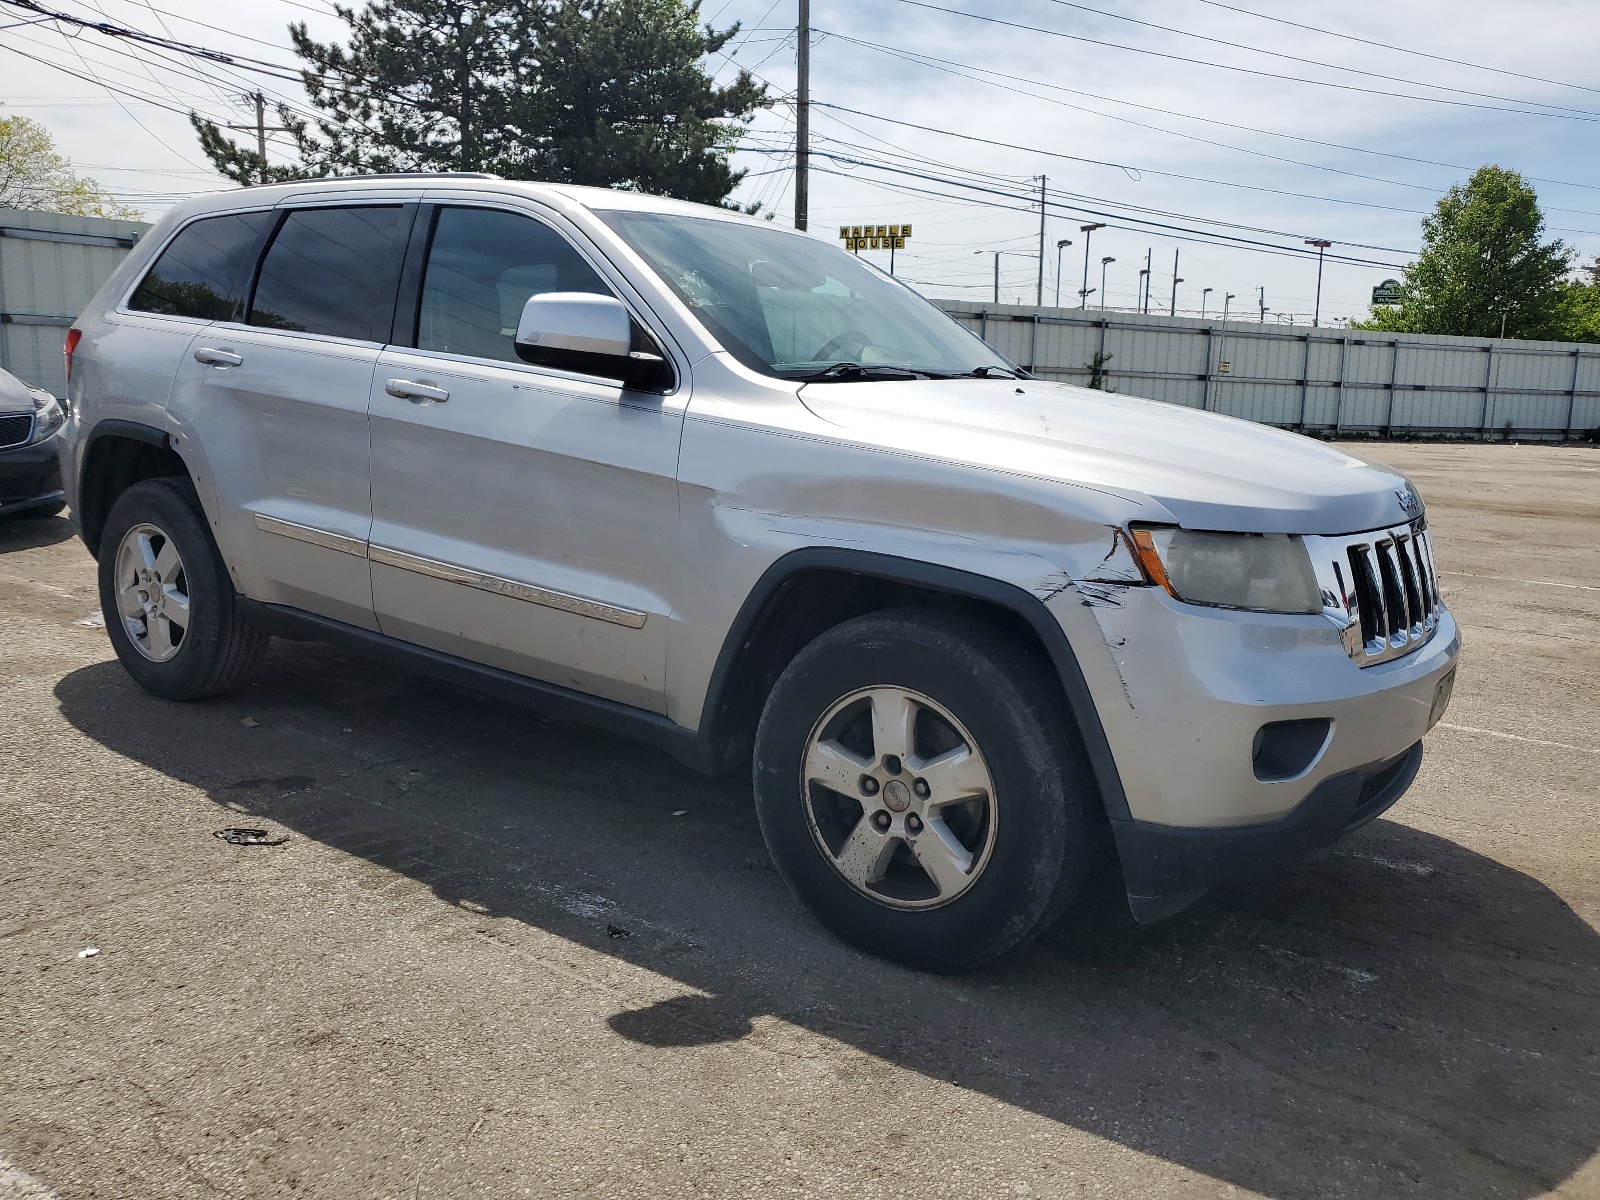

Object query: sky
[3,0,1599,324]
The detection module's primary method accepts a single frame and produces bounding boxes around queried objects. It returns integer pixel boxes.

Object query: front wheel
[753,609,1098,971]
[97,478,266,699]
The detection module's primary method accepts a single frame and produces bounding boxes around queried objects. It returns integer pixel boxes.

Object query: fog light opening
[1252,718,1333,783]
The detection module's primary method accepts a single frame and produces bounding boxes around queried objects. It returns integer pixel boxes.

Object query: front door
[367,203,684,713]
[167,202,411,631]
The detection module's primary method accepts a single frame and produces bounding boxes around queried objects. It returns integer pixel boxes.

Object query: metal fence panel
[0,208,146,395]
[938,301,1600,438]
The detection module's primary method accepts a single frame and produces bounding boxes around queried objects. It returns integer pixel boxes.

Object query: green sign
[1371,278,1403,305]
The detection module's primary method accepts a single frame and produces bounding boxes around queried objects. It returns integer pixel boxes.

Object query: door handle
[194,347,243,368]
[385,378,449,404]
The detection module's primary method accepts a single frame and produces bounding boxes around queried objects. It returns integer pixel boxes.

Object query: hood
[0,368,41,415]
[797,377,1420,535]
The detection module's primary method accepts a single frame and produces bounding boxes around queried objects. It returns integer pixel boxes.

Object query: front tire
[97,478,266,699]
[753,609,1098,971]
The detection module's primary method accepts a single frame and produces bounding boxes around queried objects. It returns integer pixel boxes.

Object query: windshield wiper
[969,365,1022,379]
[787,362,949,382]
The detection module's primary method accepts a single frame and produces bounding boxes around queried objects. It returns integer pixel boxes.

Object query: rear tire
[753,608,1098,971]
[98,478,266,699]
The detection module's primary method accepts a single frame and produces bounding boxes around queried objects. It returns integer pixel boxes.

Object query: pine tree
[190,0,766,204]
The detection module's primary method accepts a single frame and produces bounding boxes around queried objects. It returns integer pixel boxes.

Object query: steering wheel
[812,330,872,362]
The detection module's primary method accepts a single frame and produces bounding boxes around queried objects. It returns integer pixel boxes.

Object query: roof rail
[234,171,503,191]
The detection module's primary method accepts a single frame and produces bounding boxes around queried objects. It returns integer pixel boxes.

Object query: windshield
[598,210,1013,380]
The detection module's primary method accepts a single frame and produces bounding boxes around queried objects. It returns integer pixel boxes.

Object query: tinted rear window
[249,206,407,342]
[128,211,273,321]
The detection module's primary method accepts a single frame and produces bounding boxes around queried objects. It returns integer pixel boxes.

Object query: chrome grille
[0,413,33,449]
[1307,520,1445,667]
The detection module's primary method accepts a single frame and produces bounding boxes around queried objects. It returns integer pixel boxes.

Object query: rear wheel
[753,608,1098,971]
[98,478,266,699]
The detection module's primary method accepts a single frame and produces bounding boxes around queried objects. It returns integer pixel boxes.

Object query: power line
[1186,0,1600,95]
[1032,0,1600,116]
[888,0,1600,122]
[819,25,1600,200]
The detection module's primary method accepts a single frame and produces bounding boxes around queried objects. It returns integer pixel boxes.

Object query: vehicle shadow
[53,645,1600,1200]
[0,512,75,552]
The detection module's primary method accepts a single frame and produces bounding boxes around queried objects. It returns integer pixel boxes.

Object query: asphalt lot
[1,441,1596,1200]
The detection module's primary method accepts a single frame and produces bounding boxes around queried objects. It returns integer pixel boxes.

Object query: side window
[249,206,407,342]
[417,206,611,363]
[128,211,274,321]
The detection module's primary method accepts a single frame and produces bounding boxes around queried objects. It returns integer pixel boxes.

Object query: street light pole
[1142,248,1152,313]
[1079,223,1105,309]
[993,252,1000,305]
[1137,268,1149,314]
[1169,249,1182,317]
[1201,286,1213,318]
[1099,256,1115,311]
[1305,238,1332,326]
[1054,239,1072,307]
[1258,286,1266,323]
[1223,292,1235,322]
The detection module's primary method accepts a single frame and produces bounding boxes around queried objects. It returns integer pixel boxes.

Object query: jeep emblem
[1396,488,1420,513]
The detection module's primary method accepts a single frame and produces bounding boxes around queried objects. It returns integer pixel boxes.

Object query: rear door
[366,200,685,712]
[166,201,412,630]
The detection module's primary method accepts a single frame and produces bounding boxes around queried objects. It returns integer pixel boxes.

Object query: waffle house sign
[840,223,911,251]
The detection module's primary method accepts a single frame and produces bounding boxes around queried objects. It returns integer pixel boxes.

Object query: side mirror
[514,292,670,390]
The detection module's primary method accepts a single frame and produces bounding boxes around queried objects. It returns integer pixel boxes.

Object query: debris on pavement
[77,947,99,959]
[241,717,260,728]
[606,923,631,940]
[213,827,289,847]
[671,810,687,817]
[73,611,105,629]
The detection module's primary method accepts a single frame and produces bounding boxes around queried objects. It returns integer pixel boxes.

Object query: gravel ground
[0,441,1596,1199]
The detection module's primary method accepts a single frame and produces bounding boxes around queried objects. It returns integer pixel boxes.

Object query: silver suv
[60,176,1459,969]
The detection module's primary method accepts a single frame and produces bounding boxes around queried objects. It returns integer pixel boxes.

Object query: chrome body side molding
[367,544,648,629]
[253,512,369,558]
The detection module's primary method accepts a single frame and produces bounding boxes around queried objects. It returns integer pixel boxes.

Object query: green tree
[0,113,142,219]
[1558,260,1600,344]
[505,0,767,203]
[1357,166,1571,340]
[191,0,765,204]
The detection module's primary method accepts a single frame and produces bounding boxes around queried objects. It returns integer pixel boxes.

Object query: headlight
[29,392,64,444]
[1130,527,1323,615]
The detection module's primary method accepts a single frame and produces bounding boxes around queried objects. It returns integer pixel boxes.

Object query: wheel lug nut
[883,755,902,776]
[906,813,923,834]
[913,778,930,799]
[860,775,880,797]
[872,810,891,832]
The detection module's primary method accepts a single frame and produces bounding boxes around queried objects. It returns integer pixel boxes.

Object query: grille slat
[1331,520,1445,666]
[0,413,33,450]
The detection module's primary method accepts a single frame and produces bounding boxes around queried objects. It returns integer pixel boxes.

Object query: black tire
[753,608,1098,971]
[97,477,266,699]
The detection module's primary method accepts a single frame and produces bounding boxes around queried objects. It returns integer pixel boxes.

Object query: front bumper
[1113,740,1423,921]
[0,438,63,516]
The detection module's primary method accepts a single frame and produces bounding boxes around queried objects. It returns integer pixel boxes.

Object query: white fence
[936,301,1600,439]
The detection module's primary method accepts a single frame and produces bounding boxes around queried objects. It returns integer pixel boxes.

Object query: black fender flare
[699,547,1131,822]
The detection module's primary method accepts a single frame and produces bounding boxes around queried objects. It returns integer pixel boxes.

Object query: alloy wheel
[114,521,190,662]
[800,686,998,909]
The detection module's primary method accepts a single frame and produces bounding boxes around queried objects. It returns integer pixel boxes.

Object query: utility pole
[1100,256,1114,311]
[794,0,810,231]
[1036,176,1047,308]
[993,251,1000,305]
[223,91,286,185]
[1169,249,1182,317]
[1079,224,1105,309]
[1223,292,1235,322]
[1305,238,1331,326]
[1258,286,1267,323]
[1141,247,1152,313]
[1201,287,1213,318]
[1054,239,1072,307]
